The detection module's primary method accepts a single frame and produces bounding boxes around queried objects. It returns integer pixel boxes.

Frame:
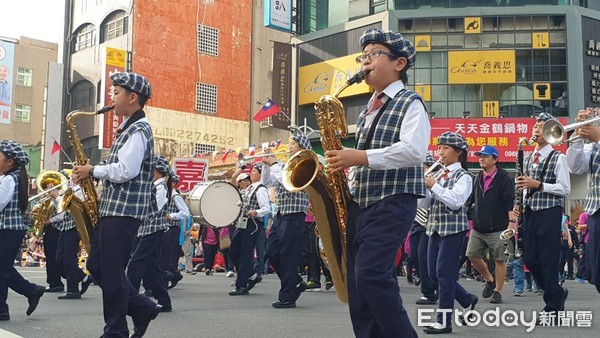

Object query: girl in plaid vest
[516,112,570,322]
[0,140,46,320]
[423,132,477,334]
[72,72,160,337]
[127,155,173,312]
[567,109,600,294]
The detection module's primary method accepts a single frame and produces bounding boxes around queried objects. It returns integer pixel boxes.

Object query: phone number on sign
[153,127,234,146]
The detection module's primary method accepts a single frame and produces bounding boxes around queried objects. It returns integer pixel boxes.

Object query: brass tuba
[283,71,369,303]
[59,106,112,252]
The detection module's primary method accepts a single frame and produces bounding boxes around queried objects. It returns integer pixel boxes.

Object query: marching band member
[47,180,93,300]
[0,140,46,321]
[515,112,570,321]
[228,165,270,295]
[325,28,429,337]
[261,133,311,308]
[163,174,190,284]
[566,109,600,293]
[42,199,65,294]
[127,155,173,312]
[73,72,160,338]
[423,132,477,335]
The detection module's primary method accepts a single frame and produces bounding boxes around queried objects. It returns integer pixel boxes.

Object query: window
[195,82,217,114]
[260,116,273,128]
[194,143,216,156]
[73,24,95,52]
[197,25,219,56]
[16,68,32,87]
[70,80,95,111]
[101,11,128,43]
[15,105,31,123]
[371,0,387,14]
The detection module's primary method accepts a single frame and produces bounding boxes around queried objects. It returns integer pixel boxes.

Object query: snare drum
[187,181,242,227]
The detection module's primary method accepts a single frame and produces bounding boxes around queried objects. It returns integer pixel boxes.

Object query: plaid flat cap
[111,72,152,98]
[437,132,468,151]
[292,133,312,150]
[424,154,436,166]
[171,175,180,184]
[153,155,171,176]
[0,140,30,166]
[536,112,555,122]
[359,28,416,68]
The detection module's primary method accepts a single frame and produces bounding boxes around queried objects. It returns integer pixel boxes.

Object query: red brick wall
[132,0,252,122]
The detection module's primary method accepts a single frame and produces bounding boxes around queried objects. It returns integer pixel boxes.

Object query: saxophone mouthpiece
[97,106,115,114]
[347,70,370,85]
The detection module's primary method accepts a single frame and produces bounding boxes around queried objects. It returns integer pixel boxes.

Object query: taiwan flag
[51,140,61,155]
[253,99,281,122]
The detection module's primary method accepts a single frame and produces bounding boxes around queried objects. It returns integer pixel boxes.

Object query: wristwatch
[89,166,95,178]
[538,182,544,191]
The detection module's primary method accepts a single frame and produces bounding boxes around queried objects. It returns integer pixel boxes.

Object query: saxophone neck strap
[359,89,404,150]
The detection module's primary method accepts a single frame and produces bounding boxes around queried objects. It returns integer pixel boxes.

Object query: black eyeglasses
[355,50,398,64]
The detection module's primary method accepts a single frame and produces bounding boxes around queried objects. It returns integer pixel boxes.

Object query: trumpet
[242,152,287,161]
[543,108,600,145]
[424,159,447,180]
[28,171,69,204]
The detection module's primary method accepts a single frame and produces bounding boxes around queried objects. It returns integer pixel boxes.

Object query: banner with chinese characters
[448,50,515,84]
[172,157,209,192]
[0,40,15,124]
[298,53,372,105]
[271,42,292,130]
[428,118,567,162]
[99,47,127,149]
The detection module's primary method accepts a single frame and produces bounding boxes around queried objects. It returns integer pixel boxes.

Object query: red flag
[248,145,256,156]
[273,139,282,150]
[221,148,232,162]
[51,140,61,155]
[253,99,281,122]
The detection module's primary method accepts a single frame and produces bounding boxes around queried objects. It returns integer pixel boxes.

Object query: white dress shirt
[92,117,150,183]
[364,80,431,170]
[168,191,191,221]
[0,175,15,212]
[424,162,473,211]
[566,140,597,175]
[530,144,570,197]
[154,178,168,210]
[247,182,271,218]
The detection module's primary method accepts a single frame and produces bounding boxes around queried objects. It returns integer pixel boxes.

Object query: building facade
[62,0,253,165]
[0,36,58,176]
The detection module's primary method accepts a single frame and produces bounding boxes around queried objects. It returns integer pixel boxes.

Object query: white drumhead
[188,181,242,227]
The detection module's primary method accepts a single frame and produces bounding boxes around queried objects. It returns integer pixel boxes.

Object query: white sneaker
[226,271,235,278]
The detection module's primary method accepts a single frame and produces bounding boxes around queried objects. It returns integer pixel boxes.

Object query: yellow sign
[464,17,481,34]
[482,101,499,117]
[298,53,372,105]
[448,50,515,84]
[534,83,551,100]
[532,32,549,49]
[106,47,126,67]
[414,85,431,101]
[415,36,431,52]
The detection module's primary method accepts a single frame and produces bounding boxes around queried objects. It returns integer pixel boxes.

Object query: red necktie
[365,94,385,116]
[439,169,450,181]
[533,152,540,164]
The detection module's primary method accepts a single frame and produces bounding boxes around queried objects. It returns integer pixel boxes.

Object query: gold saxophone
[59,106,112,252]
[283,71,369,303]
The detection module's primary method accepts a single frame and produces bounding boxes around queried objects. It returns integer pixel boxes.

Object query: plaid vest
[243,184,267,219]
[98,120,154,219]
[166,193,184,228]
[585,145,600,215]
[524,150,564,212]
[276,163,309,215]
[354,90,426,208]
[138,180,169,237]
[426,169,470,237]
[0,171,28,231]
[53,211,76,232]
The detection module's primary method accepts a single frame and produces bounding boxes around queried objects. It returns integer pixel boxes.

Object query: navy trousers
[230,219,260,288]
[159,226,180,278]
[266,212,305,303]
[43,225,63,288]
[428,231,473,326]
[127,231,171,307]
[411,229,437,300]
[347,194,418,338]
[56,228,86,292]
[87,216,156,338]
[522,206,565,312]
[0,230,38,315]
[587,210,600,294]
